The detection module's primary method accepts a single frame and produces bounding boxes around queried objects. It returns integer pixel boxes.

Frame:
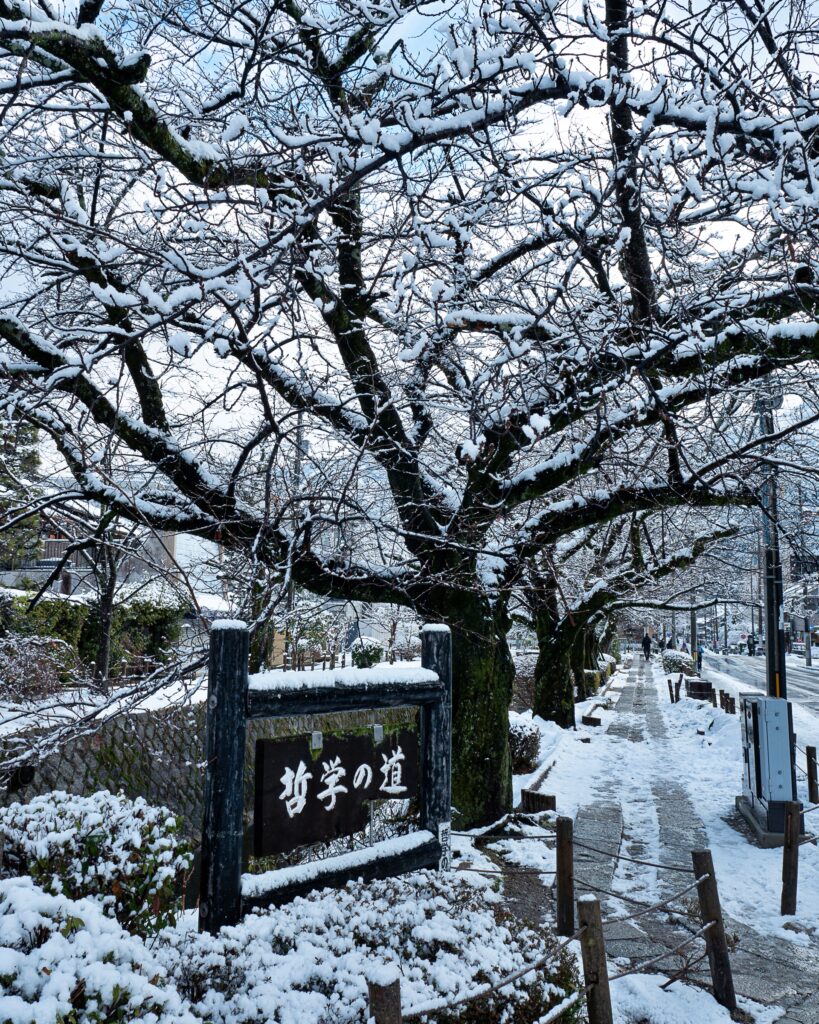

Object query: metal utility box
[740,695,798,833]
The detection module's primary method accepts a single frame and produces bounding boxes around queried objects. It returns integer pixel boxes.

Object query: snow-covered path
[524,656,819,1022]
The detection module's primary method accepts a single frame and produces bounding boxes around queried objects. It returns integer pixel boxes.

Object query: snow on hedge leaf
[0,790,191,936]
[0,872,580,1024]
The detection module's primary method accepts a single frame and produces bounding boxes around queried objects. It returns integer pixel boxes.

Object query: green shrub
[0,789,192,936]
[6,592,89,649]
[350,636,383,668]
[170,872,582,1023]
[662,649,694,676]
[509,712,541,774]
[79,583,187,679]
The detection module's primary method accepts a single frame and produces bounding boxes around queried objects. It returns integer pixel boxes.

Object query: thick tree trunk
[532,614,576,727]
[423,591,514,828]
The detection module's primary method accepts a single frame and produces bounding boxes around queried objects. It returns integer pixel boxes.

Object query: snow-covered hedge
[661,649,694,676]
[509,711,541,774]
[0,790,191,936]
[350,635,383,668]
[0,872,580,1024]
[0,877,197,1024]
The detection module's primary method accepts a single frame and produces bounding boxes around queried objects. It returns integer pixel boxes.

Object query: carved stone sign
[253,728,419,856]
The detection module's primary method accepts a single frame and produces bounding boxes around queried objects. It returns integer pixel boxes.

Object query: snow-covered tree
[3,0,819,822]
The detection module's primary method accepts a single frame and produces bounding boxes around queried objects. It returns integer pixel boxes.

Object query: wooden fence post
[667,678,674,703]
[556,816,574,936]
[368,978,403,1024]
[520,789,556,813]
[807,747,819,805]
[674,676,682,703]
[691,849,736,1011]
[421,625,452,869]
[577,895,613,1024]
[781,801,801,916]
[199,621,249,933]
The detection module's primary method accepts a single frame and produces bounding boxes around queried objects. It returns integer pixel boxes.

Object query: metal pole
[671,611,677,647]
[759,399,787,699]
[724,603,728,650]
[690,606,697,654]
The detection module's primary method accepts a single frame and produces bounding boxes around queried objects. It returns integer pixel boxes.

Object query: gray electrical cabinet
[740,695,798,833]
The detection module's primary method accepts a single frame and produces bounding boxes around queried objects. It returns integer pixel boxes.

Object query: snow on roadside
[610,972,783,1024]
[703,654,819,765]
[511,666,629,809]
[649,667,819,942]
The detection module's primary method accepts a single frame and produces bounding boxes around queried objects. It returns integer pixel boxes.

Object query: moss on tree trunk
[423,591,514,828]
[532,614,576,728]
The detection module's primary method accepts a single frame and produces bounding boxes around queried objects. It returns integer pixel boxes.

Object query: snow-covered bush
[509,712,541,774]
[350,636,383,668]
[0,873,580,1024]
[0,790,191,935]
[169,872,580,1023]
[661,649,694,676]
[0,876,197,1024]
[0,632,77,696]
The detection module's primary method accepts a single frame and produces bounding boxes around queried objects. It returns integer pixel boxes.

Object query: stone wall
[1,700,415,840]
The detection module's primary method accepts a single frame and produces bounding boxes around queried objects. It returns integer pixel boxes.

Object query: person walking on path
[642,633,652,661]
[696,641,704,673]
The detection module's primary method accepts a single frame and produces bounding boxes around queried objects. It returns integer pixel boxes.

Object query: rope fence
[368,837,737,1024]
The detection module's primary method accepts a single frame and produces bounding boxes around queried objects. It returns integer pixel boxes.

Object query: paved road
[706,652,819,713]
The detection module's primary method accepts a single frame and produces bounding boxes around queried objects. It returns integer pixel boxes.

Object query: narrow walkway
[508,657,819,1019]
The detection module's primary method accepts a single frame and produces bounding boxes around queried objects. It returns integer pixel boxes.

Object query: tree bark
[532,613,576,727]
[422,590,514,828]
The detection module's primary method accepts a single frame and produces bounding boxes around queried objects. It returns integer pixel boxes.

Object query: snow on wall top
[421,623,450,633]
[248,664,439,692]
[211,618,248,630]
[241,830,436,897]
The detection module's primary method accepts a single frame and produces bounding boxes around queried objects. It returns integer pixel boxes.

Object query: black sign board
[253,727,419,856]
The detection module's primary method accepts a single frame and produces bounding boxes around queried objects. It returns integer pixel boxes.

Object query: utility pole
[799,484,812,668]
[758,393,787,699]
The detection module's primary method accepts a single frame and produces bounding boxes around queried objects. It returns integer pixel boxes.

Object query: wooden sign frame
[198,622,452,933]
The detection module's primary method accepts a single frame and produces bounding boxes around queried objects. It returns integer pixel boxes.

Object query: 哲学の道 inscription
[254,728,419,855]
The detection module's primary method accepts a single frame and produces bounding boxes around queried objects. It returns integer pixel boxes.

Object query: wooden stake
[577,895,613,1024]
[781,801,801,916]
[368,978,403,1024]
[807,746,818,805]
[520,789,556,813]
[556,816,574,936]
[691,849,736,1011]
[667,678,674,703]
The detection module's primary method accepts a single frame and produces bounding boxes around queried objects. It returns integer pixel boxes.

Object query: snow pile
[0,790,191,935]
[611,972,782,1024]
